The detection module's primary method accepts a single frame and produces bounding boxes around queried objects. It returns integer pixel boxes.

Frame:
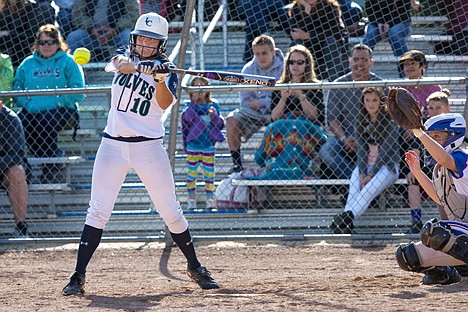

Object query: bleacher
[1,14,466,239]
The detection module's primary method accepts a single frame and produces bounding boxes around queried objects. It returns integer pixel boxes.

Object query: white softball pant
[344,165,399,217]
[85,137,189,234]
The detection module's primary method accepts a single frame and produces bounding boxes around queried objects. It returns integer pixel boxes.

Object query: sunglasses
[288,59,306,65]
[38,39,58,46]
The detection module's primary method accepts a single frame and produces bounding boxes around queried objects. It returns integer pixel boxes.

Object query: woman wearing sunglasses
[13,24,85,182]
[254,45,327,180]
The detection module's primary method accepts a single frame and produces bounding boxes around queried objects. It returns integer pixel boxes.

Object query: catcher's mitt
[387,87,425,130]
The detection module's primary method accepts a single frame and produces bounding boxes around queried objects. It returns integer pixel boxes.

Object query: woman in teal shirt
[14,24,85,181]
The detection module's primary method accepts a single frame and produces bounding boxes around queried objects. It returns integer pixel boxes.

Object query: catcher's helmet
[130,12,168,59]
[424,113,466,165]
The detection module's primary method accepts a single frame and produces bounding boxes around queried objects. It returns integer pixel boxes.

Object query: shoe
[206,199,215,209]
[330,211,354,234]
[187,199,197,210]
[187,265,220,289]
[13,221,30,238]
[454,265,468,277]
[62,271,86,295]
[406,221,423,234]
[421,266,461,285]
[228,165,243,174]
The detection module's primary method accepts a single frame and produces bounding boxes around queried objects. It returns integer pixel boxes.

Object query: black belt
[103,133,162,142]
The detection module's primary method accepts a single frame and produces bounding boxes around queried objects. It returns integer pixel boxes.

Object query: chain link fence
[0,0,467,242]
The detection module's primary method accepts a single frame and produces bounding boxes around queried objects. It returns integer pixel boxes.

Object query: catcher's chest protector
[433,164,468,222]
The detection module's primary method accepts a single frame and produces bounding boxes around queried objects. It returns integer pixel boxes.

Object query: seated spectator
[362,0,420,59]
[434,0,468,55]
[288,0,349,81]
[319,44,383,179]
[13,24,85,182]
[254,45,327,179]
[339,0,365,37]
[66,0,139,61]
[181,77,225,210]
[55,0,76,37]
[0,0,55,66]
[427,90,451,118]
[237,0,290,63]
[0,100,30,238]
[397,50,443,233]
[330,87,400,234]
[399,50,442,116]
[0,52,13,108]
[226,34,284,173]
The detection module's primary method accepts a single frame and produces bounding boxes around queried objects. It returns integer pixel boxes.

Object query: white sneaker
[206,199,215,209]
[187,199,197,210]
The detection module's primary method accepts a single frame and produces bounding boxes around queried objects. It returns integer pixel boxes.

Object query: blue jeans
[363,22,411,57]
[318,135,355,179]
[237,0,289,62]
[67,28,132,56]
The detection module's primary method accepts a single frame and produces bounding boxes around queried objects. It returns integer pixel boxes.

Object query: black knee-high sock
[74,224,103,274]
[170,229,201,270]
[230,150,242,167]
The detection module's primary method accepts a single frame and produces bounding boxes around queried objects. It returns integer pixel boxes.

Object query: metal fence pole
[165,0,197,247]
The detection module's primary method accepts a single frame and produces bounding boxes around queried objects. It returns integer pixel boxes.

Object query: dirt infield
[1,241,467,311]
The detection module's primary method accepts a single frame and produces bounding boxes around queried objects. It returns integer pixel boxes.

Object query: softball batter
[62,12,219,295]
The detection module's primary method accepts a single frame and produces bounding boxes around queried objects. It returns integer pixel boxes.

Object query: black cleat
[421,266,461,285]
[187,265,220,289]
[330,211,354,234]
[62,271,86,295]
[228,165,243,174]
[406,221,423,234]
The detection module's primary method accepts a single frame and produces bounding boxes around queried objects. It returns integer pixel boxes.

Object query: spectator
[0,100,30,238]
[339,0,365,37]
[13,24,85,182]
[254,45,327,179]
[55,0,76,37]
[0,0,55,66]
[226,34,284,173]
[427,90,451,118]
[330,87,400,234]
[288,0,349,81]
[434,0,468,55]
[319,44,383,179]
[67,0,139,61]
[0,52,13,108]
[271,44,324,125]
[399,50,442,116]
[398,50,443,233]
[362,0,419,58]
[237,0,290,63]
[181,77,225,210]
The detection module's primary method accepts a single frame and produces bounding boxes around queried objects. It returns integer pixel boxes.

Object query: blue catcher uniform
[396,113,468,285]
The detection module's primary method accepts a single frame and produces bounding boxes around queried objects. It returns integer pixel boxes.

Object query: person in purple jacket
[181,77,225,210]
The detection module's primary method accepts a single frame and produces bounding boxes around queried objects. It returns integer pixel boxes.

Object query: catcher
[388,88,468,285]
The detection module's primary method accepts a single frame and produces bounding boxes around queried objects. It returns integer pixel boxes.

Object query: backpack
[215,168,267,209]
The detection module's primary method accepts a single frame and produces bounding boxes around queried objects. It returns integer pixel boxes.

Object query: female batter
[62,12,219,295]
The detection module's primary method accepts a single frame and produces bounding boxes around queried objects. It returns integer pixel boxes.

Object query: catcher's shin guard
[420,218,468,264]
[395,241,425,272]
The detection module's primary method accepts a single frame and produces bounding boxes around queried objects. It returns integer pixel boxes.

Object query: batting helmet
[424,113,466,165]
[130,12,168,59]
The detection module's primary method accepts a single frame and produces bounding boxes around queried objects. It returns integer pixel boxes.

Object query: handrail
[1,77,466,97]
